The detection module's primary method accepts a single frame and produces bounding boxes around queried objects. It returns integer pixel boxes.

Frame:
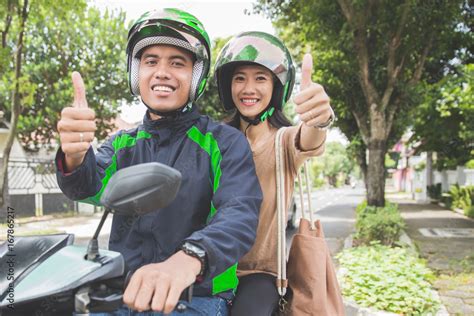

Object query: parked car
[287,197,298,230]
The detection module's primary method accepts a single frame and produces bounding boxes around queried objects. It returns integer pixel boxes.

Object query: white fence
[413,166,474,202]
[8,158,95,216]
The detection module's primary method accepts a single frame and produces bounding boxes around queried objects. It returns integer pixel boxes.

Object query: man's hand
[57,71,96,171]
[294,53,333,128]
[123,251,201,314]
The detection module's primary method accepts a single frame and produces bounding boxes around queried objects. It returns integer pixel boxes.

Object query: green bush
[354,202,405,246]
[414,161,426,172]
[465,206,474,219]
[447,184,474,218]
[466,159,474,169]
[336,243,440,315]
[312,177,325,189]
[356,200,368,214]
[427,183,442,200]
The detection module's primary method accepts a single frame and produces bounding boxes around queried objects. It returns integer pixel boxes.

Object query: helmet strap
[240,106,275,126]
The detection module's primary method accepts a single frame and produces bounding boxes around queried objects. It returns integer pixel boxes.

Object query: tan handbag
[275,127,345,316]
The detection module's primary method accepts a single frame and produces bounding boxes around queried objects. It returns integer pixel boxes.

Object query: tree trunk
[0,170,10,221]
[426,151,433,186]
[367,140,386,206]
[0,0,29,208]
[353,146,368,192]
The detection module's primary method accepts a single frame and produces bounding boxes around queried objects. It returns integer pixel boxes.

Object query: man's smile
[151,84,176,96]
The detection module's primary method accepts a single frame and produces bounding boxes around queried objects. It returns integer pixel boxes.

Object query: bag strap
[275,128,317,298]
[300,161,315,229]
[275,127,287,297]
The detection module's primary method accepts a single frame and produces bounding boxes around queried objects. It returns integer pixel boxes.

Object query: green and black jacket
[56,105,262,298]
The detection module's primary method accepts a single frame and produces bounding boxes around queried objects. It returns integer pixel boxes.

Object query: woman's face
[231,64,274,119]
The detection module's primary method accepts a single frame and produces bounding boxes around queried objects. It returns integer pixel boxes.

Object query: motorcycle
[0,162,190,315]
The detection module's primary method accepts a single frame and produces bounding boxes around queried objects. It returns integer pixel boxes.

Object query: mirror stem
[86,208,110,261]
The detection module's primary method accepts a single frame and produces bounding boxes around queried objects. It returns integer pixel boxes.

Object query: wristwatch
[314,107,335,131]
[181,242,207,277]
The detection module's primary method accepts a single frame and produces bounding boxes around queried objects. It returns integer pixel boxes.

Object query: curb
[338,232,449,316]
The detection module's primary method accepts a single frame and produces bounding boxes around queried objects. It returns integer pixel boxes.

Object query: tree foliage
[314,142,356,186]
[1,3,133,151]
[410,64,474,169]
[254,0,472,205]
[198,36,229,121]
[0,1,132,209]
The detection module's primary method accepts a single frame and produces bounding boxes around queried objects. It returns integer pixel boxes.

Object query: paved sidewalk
[0,213,111,247]
[388,193,474,316]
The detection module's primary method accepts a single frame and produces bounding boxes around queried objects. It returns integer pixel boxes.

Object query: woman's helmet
[126,8,211,106]
[214,31,295,118]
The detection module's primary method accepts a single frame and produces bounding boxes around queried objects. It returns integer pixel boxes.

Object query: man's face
[139,45,193,114]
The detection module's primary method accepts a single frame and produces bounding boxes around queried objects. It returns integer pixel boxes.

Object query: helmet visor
[128,20,208,60]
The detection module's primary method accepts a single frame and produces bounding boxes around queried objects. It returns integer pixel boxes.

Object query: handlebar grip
[124,270,133,290]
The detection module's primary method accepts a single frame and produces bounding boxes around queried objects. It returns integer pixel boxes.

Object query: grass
[337,242,440,315]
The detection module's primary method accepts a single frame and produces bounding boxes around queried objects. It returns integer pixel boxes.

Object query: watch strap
[181,242,207,277]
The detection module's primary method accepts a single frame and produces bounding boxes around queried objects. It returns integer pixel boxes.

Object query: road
[287,186,364,256]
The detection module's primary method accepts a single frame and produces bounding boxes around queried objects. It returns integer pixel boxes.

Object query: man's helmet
[214,31,295,114]
[126,8,211,103]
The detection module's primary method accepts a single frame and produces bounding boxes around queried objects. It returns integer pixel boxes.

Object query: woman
[214,31,335,315]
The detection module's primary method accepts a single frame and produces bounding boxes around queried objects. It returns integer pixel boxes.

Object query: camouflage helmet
[214,31,295,112]
[126,8,211,102]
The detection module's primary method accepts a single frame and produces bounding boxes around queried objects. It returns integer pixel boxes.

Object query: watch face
[183,243,206,258]
[315,108,334,130]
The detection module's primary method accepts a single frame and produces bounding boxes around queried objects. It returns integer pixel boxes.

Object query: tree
[13,5,132,150]
[1,0,34,211]
[0,1,133,209]
[198,36,229,120]
[254,0,471,206]
[410,64,474,169]
[313,142,356,187]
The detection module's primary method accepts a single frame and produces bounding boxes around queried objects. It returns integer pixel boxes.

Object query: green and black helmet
[126,8,211,105]
[214,31,295,116]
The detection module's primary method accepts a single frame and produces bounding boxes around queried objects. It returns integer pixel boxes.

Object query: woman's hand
[294,54,333,129]
[293,53,334,151]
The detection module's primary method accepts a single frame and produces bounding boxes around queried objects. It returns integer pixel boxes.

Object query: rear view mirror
[100,162,181,216]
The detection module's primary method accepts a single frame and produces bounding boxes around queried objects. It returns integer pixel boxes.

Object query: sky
[91,0,348,144]
[90,0,275,39]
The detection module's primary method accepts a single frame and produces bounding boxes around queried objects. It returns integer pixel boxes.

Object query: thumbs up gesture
[57,72,97,171]
[294,54,333,129]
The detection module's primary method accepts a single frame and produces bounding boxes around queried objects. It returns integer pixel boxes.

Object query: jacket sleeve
[284,123,326,174]
[55,134,118,205]
[184,128,262,280]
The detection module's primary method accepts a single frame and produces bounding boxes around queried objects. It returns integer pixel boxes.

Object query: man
[56,8,262,315]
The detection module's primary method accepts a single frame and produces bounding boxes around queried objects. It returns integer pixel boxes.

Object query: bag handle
[276,128,317,298]
[275,127,287,297]
[297,161,315,229]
